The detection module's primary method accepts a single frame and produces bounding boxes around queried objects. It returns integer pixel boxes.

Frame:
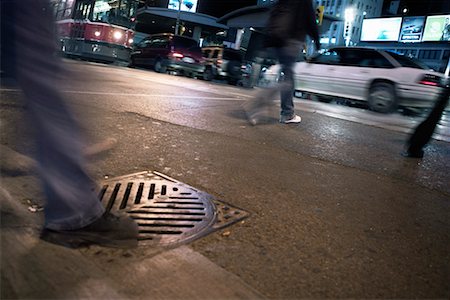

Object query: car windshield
[387,52,430,70]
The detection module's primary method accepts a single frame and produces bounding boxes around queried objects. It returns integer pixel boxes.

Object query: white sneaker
[280,114,301,124]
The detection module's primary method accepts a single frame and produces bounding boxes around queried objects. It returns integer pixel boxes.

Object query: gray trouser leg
[11,0,105,230]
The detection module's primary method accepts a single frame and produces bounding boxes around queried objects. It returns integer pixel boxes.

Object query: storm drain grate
[96,171,248,246]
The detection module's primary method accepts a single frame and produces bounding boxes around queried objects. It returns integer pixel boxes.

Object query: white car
[263,47,446,113]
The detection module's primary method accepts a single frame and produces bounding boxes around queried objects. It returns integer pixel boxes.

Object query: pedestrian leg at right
[277,46,301,124]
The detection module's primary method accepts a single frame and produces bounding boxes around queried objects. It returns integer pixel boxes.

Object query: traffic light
[316,6,324,25]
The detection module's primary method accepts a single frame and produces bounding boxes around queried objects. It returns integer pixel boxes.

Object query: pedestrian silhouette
[403,83,450,158]
[1,0,138,248]
[244,0,320,125]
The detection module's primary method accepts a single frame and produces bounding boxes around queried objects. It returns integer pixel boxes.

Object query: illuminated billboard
[399,16,425,42]
[361,17,402,42]
[168,0,198,12]
[422,15,450,42]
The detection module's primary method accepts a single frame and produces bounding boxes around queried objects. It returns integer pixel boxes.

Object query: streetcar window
[91,0,137,27]
[55,0,75,19]
[74,1,93,20]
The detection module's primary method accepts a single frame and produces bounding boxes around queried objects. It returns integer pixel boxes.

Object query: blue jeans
[275,46,298,118]
[2,0,105,230]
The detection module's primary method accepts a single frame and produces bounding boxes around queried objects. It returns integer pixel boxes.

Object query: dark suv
[130,33,205,78]
[202,46,244,84]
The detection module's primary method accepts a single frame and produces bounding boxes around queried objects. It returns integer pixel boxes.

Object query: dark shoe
[41,212,139,249]
[401,149,424,158]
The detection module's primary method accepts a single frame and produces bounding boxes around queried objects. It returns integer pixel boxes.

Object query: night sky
[169,0,449,18]
[198,0,449,18]
[386,0,450,15]
[197,0,257,18]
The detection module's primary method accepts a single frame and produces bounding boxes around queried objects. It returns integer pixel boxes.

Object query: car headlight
[113,31,123,40]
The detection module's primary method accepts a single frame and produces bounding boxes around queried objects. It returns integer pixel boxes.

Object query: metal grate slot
[135,182,144,204]
[106,183,121,211]
[131,217,204,222]
[120,182,133,209]
[129,211,206,216]
[141,206,205,211]
[137,223,196,228]
[139,230,183,235]
[98,185,108,202]
[148,183,155,199]
[154,201,204,205]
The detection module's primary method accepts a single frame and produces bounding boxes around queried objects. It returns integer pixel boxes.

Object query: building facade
[316,0,383,47]
[134,0,227,44]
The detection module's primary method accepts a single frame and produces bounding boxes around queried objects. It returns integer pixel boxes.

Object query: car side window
[138,38,152,48]
[152,38,168,49]
[357,50,394,68]
[339,50,364,66]
[145,38,158,48]
[312,50,340,65]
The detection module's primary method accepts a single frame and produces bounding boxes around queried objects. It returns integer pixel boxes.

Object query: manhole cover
[97,171,248,246]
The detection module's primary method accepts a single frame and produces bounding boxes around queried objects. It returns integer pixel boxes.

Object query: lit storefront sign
[168,0,198,12]
[422,15,450,42]
[360,17,402,42]
[399,16,425,43]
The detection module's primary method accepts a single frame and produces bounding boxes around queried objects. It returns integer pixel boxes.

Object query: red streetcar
[53,0,138,63]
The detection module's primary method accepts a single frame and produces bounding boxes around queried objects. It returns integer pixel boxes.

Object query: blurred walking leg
[243,54,278,125]
[12,0,105,230]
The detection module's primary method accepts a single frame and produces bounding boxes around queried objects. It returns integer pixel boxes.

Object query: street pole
[175,0,182,35]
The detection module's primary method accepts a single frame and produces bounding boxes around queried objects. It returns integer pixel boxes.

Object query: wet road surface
[1,60,449,299]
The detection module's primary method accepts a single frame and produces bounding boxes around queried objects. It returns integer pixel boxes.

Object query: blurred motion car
[130,33,206,78]
[263,47,446,113]
[201,46,244,84]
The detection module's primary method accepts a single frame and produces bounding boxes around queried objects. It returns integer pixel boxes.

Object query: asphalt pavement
[1,60,449,299]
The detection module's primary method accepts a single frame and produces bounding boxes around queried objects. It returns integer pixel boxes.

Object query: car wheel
[203,67,213,81]
[128,58,136,68]
[368,82,397,113]
[227,78,238,85]
[154,59,167,73]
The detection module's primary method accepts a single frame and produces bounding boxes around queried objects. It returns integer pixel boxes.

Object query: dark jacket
[264,0,320,48]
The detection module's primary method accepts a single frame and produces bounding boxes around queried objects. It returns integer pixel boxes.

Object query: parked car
[263,47,446,113]
[130,33,206,78]
[201,46,244,84]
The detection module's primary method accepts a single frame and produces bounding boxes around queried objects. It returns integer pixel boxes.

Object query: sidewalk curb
[1,176,265,299]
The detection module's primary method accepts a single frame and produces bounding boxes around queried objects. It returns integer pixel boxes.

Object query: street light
[345,7,355,22]
[344,7,355,47]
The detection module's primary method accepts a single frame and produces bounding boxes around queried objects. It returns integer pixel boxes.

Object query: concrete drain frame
[97,171,248,247]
